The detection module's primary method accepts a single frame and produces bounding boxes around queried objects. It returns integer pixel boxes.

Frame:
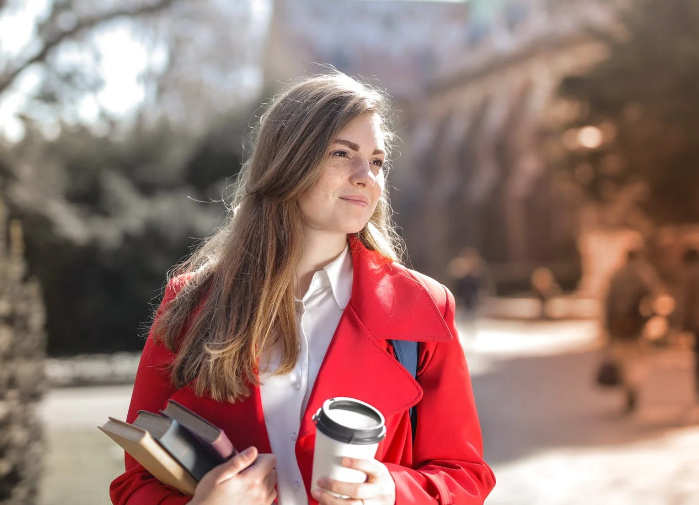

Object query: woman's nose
[350,159,376,187]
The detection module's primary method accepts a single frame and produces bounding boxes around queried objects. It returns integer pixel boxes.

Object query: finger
[266,486,278,505]
[213,446,258,484]
[263,468,278,491]
[317,477,378,500]
[311,486,364,505]
[248,453,277,475]
[341,457,383,481]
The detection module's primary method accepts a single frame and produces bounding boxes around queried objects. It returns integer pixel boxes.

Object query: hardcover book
[100,402,237,495]
[99,417,198,495]
[132,410,222,481]
[162,400,237,461]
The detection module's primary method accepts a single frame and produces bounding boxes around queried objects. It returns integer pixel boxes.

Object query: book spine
[192,432,236,461]
[157,421,221,481]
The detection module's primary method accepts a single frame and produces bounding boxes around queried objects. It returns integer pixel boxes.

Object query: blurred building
[263,0,619,292]
[263,0,471,101]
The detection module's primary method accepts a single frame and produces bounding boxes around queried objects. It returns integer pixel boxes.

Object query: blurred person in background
[109,72,495,505]
[448,247,494,335]
[603,249,659,414]
[680,247,699,404]
[530,267,561,320]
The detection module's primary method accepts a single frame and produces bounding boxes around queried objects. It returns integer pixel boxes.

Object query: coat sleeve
[386,286,495,505]
[109,277,193,505]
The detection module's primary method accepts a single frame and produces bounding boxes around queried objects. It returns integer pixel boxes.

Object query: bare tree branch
[0,0,180,95]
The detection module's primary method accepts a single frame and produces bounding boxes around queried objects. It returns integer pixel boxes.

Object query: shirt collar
[321,244,353,309]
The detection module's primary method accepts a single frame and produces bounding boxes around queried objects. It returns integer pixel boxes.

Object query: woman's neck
[295,231,347,299]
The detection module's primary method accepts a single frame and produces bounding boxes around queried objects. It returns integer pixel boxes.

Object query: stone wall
[392,0,619,286]
[0,197,46,505]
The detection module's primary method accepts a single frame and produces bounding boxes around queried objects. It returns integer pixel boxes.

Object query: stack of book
[99,400,236,495]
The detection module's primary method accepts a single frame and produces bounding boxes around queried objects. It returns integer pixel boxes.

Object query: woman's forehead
[333,114,385,144]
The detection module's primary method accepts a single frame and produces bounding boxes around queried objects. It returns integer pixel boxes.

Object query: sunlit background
[2,0,699,503]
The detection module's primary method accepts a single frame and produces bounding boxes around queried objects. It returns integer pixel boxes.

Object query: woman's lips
[340,196,369,207]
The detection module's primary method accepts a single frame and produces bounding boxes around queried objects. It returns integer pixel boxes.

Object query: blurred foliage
[1,0,261,135]
[0,0,264,355]
[0,114,254,355]
[0,199,46,504]
[553,0,699,226]
[0,0,180,124]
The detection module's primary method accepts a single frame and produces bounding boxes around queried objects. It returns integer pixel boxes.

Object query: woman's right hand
[189,446,277,505]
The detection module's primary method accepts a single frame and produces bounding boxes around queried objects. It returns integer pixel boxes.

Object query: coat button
[293,481,301,491]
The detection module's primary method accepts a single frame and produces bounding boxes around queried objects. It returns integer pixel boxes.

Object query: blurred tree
[0,0,266,354]
[0,112,254,354]
[553,0,699,226]
[0,0,179,95]
[0,121,214,354]
[0,0,264,138]
[0,199,46,505]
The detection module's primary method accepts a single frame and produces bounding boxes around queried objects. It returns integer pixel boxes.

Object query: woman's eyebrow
[334,139,385,156]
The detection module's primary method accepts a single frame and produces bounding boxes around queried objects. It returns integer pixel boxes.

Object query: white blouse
[259,246,353,505]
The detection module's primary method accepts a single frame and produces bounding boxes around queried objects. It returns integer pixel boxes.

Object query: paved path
[38,385,133,505]
[466,319,699,505]
[38,319,699,504]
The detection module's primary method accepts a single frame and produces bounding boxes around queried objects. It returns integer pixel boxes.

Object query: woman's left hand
[311,457,396,505]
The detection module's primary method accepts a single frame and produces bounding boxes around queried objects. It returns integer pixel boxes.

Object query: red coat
[110,238,495,505]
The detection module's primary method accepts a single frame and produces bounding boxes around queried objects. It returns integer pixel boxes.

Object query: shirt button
[293,381,301,390]
[291,432,297,441]
[293,481,301,492]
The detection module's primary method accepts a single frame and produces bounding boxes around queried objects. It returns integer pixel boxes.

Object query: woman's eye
[372,159,384,168]
[331,150,349,158]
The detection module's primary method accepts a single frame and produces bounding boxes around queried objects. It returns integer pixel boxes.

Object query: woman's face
[299,113,386,240]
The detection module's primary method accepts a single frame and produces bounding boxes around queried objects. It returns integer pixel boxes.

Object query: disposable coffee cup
[311,397,386,497]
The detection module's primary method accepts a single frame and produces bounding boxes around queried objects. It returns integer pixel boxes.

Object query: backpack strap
[389,339,419,442]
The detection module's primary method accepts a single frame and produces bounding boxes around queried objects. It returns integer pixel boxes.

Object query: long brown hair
[153,72,403,401]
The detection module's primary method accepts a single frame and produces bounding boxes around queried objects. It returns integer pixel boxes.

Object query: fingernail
[241,447,255,458]
[342,457,352,466]
[312,489,321,499]
[318,478,329,487]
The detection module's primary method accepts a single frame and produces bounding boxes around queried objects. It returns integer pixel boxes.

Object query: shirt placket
[288,298,309,499]
[293,299,310,420]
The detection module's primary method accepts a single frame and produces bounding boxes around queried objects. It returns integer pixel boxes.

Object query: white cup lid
[312,397,386,445]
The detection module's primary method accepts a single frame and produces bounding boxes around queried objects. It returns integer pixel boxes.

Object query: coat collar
[347,235,454,343]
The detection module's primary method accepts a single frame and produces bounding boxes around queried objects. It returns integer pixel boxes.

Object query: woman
[110,72,495,505]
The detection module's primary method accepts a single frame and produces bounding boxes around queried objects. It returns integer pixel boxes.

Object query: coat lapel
[295,237,454,492]
[296,305,420,444]
[348,236,455,344]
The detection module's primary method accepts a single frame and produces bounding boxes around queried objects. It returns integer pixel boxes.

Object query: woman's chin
[344,222,370,235]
